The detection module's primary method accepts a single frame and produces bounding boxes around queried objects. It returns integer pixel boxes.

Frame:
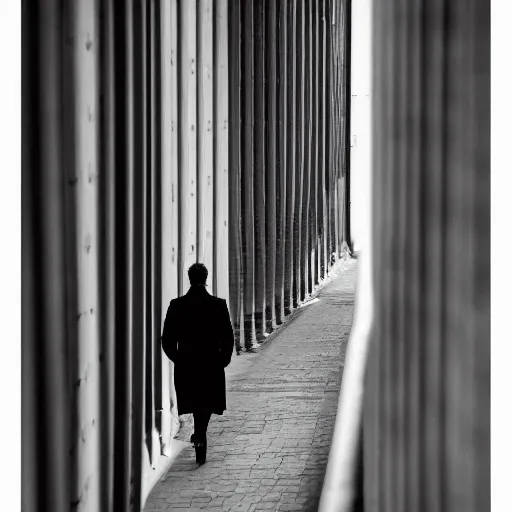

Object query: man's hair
[188,263,208,285]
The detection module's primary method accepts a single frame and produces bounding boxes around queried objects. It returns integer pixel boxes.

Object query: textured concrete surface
[144,260,357,512]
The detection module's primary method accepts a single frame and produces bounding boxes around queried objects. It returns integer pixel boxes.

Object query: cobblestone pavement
[144,260,357,512]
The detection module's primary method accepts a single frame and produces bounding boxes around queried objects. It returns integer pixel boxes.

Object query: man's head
[188,263,208,286]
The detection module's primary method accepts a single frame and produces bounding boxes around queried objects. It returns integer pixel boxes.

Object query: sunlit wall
[349,0,372,255]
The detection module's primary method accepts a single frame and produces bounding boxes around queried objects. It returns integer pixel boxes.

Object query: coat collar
[186,285,210,296]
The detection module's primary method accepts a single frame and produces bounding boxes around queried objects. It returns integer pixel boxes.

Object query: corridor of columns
[21,0,490,511]
[23,1,356,511]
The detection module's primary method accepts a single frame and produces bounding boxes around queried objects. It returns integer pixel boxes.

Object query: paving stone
[190,497,212,505]
[279,496,298,504]
[179,490,211,499]
[278,504,304,511]
[143,261,357,512]
[253,503,278,510]
[262,492,281,502]
[145,505,170,512]
[228,504,253,512]
[165,496,193,504]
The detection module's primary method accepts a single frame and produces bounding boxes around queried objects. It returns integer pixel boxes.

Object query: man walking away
[161,263,235,465]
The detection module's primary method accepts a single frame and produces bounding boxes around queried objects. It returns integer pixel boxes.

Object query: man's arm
[219,299,235,368]
[161,300,178,363]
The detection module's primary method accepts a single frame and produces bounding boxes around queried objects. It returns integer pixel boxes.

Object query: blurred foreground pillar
[366,0,490,511]
[22,1,70,511]
[320,0,489,511]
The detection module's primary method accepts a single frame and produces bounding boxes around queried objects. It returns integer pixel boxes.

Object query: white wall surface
[350,0,372,254]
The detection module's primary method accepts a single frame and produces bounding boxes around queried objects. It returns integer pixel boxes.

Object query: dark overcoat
[161,286,235,415]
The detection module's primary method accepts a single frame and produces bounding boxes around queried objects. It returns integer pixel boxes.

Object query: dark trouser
[193,412,212,442]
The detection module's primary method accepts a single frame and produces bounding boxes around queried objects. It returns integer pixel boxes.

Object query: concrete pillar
[284,0,297,315]
[98,0,116,508]
[197,0,215,277]
[294,0,306,305]
[64,1,102,508]
[214,0,230,304]
[319,0,329,277]
[302,0,313,299]
[241,1,257,347]
[110,3,135,510]
[321,0,490,510]
[22,1,71,510]
[254,0,267,339]
[366,0,490,509]
[310,0,319,289]
[130,2,149,508]
[228,0,243,351]
[265,0,278,332]
[275,0,288,325]
[159,0,180,459]
[178,0,198,294]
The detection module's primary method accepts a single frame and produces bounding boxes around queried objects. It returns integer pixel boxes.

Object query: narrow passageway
[144,260,357,512]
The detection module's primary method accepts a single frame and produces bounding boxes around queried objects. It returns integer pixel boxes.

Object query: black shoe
[194,441,206,465]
